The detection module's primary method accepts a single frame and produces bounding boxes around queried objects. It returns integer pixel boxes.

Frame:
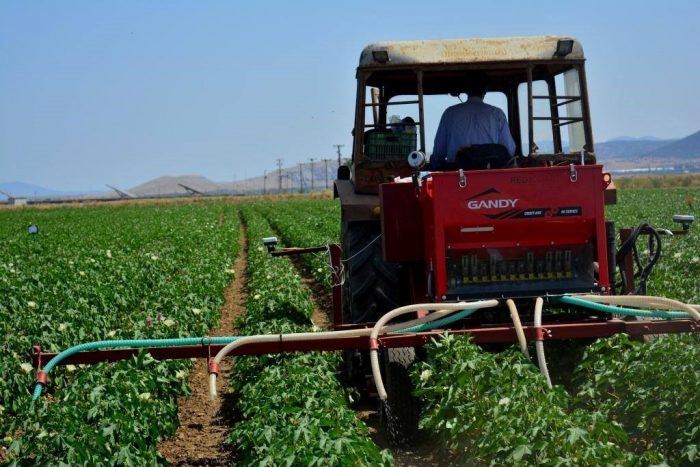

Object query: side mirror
[262,237,278,253]
[672,215,694,231]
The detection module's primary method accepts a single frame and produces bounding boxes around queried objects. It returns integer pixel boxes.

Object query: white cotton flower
[58,323,68,332]
[254,294,261,300]
[106,330,117,338]
[79,271,86,277]
[317,268,323,273]
[20,362,33,373]
[138,392,151,401]
[66,364,77,373]
[163,319,176,327]
[266,275,272,280]
[225,269,235,275]
[150,255,159,261]
[498,397,511,406]
[68,260,74,266]
[191,308,201,315]
[692,256,700,264]
[420,369,432,382]
[89,258,96,264]
[257,246,264,252]
[27,301,38,309]
[673,252,682,259]
[175,370,187,379]
[106,250,112,259]
[9,268,16,274]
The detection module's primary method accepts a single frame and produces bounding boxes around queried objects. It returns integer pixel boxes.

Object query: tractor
[332,36,697,443]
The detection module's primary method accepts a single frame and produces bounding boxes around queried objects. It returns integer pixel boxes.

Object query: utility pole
[298,164,303,193]
[333,144,344,168]
[276,158,283,193]
[263,170,267,195]
[322,158,331,189]
[308,158,315,191]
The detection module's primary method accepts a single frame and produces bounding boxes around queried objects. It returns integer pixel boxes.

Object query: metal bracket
[458,169,467,188]
[569,164,578,182]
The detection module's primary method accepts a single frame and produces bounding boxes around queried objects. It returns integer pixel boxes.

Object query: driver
[430,72,516,169]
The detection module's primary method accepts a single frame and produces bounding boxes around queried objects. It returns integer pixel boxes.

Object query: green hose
[32,336,239,400]
[397,308,477,333]
[557,295,690,319]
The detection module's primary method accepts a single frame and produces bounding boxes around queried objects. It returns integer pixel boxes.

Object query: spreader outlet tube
[534,297,552,388]
[506,299,529,358]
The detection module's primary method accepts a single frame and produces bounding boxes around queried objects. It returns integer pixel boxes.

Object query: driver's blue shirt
[432,97,516,164]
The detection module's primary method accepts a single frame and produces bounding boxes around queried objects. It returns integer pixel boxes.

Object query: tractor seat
[445,144,515,171]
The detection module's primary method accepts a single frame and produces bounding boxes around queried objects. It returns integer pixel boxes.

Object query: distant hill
[0,181,101,199]
[595,138,676,161]
[607,136,664,142]
[644,130,700,159]
[0,181,62,198]
[128,175,221,196]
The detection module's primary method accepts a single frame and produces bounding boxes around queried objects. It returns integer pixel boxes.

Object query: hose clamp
[534,327,551,341]
[369,337,380,351]
[35,370,48,385]
[208,361,220,375]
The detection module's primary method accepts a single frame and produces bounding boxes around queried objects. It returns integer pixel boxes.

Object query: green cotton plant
[575,333,700,465]
[225,206,391,466]
[254,199,339,288]
[606,187,700,304]
[411,334,665,466]
[0,202,240,464]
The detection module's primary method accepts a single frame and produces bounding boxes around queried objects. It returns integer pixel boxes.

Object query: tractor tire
[341,221,402,324]
[379,348,420,447]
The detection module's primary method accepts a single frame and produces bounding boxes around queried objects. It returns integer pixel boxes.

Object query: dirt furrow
[158,222,248,465]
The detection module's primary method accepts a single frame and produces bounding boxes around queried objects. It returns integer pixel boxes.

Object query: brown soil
[289,256,333,330]
[157,222,248,465]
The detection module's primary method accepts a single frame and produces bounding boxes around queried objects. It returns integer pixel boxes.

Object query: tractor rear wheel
[341,220,402,324]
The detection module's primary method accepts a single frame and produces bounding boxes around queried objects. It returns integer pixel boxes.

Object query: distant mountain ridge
[596,130,700,162]
[128,175,221,196]
[595,139,676,160]
[644,130,700,159]
[0,181,102,199]
[4,130,700,199]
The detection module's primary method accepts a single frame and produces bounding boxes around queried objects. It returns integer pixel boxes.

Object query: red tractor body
[382,165,612,302]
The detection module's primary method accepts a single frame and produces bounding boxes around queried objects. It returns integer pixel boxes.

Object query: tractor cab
[342,36,595,195]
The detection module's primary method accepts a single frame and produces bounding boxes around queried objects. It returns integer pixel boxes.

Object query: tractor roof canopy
[359,36,584,68]
[357,36,585,99]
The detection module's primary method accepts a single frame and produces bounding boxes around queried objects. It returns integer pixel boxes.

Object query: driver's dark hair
[464,71,488,98]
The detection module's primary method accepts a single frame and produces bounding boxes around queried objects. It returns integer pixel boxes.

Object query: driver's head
[464,71,488,99]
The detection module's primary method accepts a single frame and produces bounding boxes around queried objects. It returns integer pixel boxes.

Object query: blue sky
[1,1,698,190]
